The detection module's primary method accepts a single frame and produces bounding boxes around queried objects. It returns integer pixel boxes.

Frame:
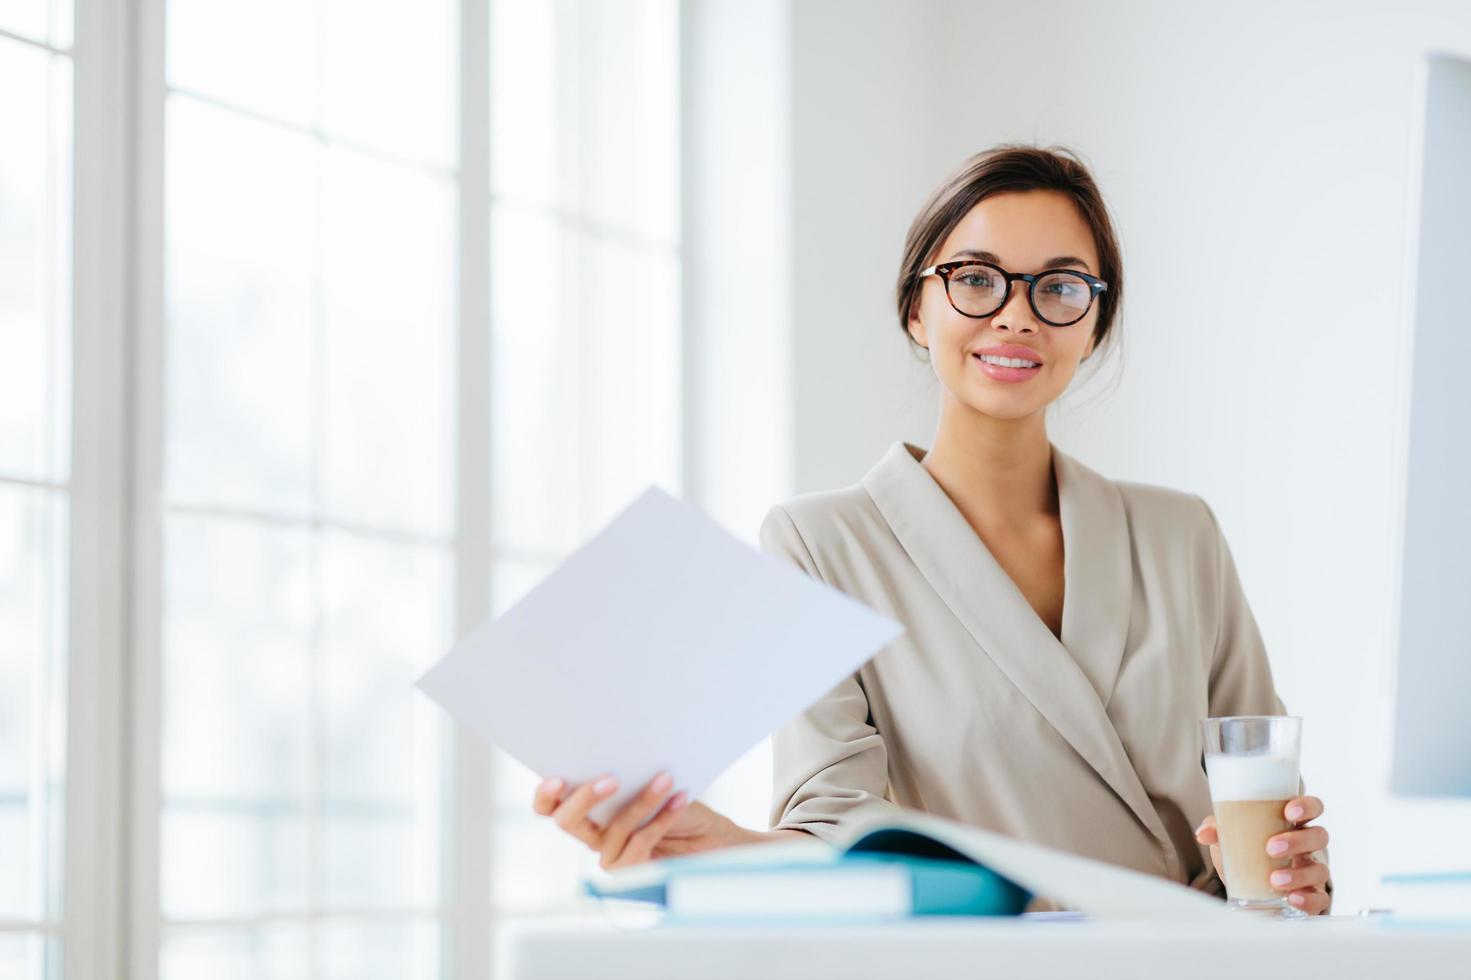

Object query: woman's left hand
[1194,796,1332,915]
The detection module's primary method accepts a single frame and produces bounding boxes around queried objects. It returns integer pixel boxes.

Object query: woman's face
[908,189,1101,423]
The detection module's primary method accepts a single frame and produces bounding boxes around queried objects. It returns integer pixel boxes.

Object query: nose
[991,280,1039,335]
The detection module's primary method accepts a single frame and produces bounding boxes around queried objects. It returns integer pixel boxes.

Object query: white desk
[495,908,1471,980]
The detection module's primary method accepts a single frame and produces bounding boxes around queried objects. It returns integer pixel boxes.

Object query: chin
[957,388,1047,422]
[941,357,1067,421]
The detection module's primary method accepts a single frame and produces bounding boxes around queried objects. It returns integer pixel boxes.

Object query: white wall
[757,0,1471,913]
[787,0,943,493]
[681,0,794,540]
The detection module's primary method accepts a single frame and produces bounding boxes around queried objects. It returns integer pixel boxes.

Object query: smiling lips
[973,344,1043,383]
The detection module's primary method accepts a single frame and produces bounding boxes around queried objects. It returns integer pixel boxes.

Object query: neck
[920,394,1056,530]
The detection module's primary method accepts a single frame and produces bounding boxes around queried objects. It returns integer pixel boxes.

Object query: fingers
[1268,858,1329,894]
[551,773,620,849]
[1283,796,1324,824]
[1287,885,1331,915]
[1284,853,1333,914]
[532,776,565,816]
[1194,807,1330,912]
[598,771,676,870]
[1266,825,1329,860]
[605,790,691,870]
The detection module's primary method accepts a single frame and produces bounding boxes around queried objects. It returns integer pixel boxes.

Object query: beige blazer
[759,439,1324,905]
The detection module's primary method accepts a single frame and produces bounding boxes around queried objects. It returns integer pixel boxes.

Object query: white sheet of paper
[868,811,1243,922]
[416,485,905,828]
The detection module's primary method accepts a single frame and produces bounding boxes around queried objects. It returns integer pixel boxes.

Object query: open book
[585,810,1238,922]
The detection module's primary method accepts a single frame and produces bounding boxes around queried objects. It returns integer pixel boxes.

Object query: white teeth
[978,354,1040,368]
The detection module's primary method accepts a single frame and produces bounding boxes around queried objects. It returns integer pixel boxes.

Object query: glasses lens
[1034,272,1093,324]
[946,263,1007,316]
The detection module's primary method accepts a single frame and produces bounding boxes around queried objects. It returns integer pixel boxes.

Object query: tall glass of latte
[1200,716,1305,918]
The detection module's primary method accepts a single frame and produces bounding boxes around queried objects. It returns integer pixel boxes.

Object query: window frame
[73,0,496,977]
[60,0,132,977]
[0,11,77,976]
[51,0,684,976]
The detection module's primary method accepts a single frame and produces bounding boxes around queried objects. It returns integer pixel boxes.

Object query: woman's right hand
[532,771,750,871]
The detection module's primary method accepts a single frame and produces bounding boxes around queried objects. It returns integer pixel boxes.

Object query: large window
[155,0,458,976]
[0,5,73,979]
[0,0,681,977]
[484,0,681,912]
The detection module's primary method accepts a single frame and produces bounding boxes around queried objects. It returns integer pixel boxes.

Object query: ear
[907,307,928,350]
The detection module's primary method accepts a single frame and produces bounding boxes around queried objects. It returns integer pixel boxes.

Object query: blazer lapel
[1053,445,1131,710]
[860,440,1177,874]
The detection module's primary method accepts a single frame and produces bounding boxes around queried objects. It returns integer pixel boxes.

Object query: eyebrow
[946,248,1092,273]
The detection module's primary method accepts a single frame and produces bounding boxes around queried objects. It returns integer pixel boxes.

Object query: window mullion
[122,0,168,975]
[450,0,493,978]
[62,0,139,978]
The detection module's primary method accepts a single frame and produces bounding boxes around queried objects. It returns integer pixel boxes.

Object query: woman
[530,144,1333,915]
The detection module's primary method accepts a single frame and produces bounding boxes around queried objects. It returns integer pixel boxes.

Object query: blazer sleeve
[1197,496,1332,909]
[1198,496,1285,720]
[758,504,907,844]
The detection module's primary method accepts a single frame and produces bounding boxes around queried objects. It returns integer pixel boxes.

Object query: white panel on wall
[1390,53,1471,797]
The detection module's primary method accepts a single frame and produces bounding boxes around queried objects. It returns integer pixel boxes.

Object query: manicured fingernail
[539,777,563,794]
[1267,839,1289,856]
[593,776,617,795]
[651,771,673,793]
[1271,871,1292,887]
[1286,805,1304,821]
[1289,892,1305,906]
[669,791,689,810]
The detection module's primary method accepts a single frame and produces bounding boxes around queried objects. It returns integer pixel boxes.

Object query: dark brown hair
[894,143,1125,358]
